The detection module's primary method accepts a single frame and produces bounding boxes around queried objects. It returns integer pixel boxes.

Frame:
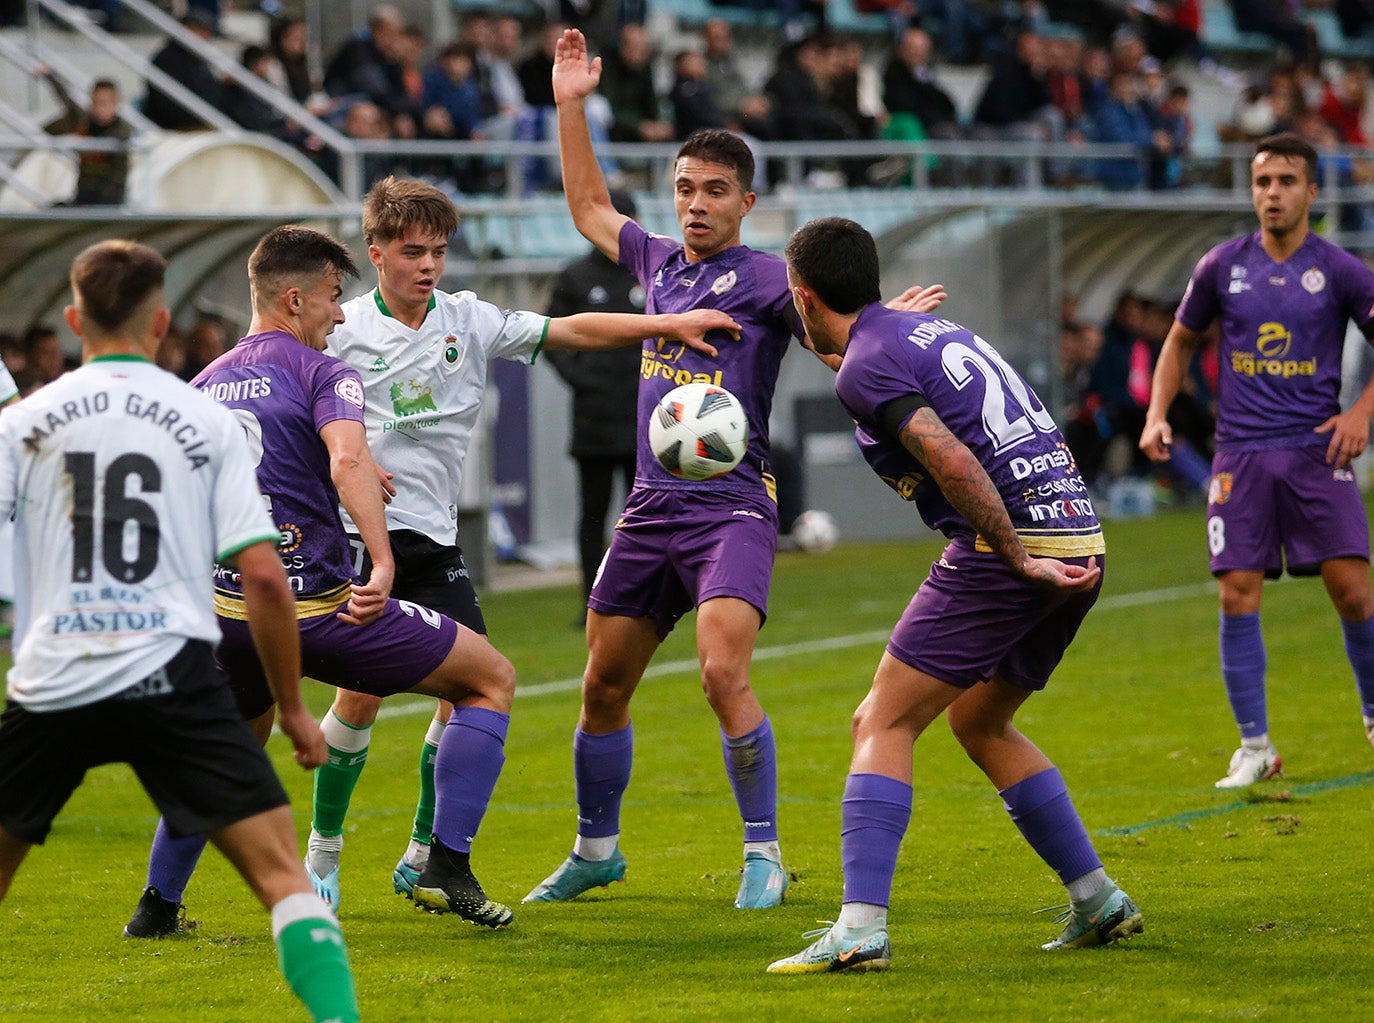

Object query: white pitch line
[367,577,1221,722]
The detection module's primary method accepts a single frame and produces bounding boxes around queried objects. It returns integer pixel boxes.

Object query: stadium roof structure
[0,207,354,335]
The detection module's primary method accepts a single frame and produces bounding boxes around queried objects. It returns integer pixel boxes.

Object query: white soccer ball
[791,509,839,554]
[648,382,749,481]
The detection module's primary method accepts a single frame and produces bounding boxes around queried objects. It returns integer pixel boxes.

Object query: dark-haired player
[768,217,1139,972]
[0,239,358,1022]
[525,30,940,910]
[1142,131,1374,788]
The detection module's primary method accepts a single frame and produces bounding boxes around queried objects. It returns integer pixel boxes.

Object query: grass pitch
[1,506,1370,1022]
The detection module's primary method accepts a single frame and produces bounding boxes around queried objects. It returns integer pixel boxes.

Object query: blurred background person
[543,190,645,626]
[39,69,131,206]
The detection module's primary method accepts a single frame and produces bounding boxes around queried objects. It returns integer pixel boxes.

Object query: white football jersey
[0,357,278,711]
[0,362,17,405]
[329,288,548,545]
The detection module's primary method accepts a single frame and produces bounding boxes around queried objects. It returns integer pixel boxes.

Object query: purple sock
[431,706,508,854]
[721,715,779,844]
[1221,611,1268,739]
[573,725,633,838]
[1000,766,1102,884]
[1341,616,1374,719]
[145,817,207,903]
[840,773,912,907]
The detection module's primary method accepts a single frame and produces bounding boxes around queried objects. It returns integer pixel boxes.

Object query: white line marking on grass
[368,578,1220,722]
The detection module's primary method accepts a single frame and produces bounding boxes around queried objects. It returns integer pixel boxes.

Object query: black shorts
[349,529,487,635]
[0,641,288,845]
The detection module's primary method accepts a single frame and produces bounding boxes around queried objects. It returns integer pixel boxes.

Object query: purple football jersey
[193,331,366,601]
[618,220,803,497]
[834,305,1104,558]
[1176,231,1374,452]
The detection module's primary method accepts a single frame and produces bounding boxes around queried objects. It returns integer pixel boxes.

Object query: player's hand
[1138,418,1173,462]
[278,704,327,769]
[338,562,393,626]
[376,462,396,503]
[666,309,741,357]
[553,28,601,105]
[1315,409,1370,468]
[1018,554,1101,592]
[886,284,947,313]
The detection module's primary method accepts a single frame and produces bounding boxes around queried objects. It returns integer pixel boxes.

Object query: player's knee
[484,653,517,710]
[581,684,629,725]
[1218,585,1261,616]
[1332,587,1374,622]
[699,662,748,710]
[331,688,383,727]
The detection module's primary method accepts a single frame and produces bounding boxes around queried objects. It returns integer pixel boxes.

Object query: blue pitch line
[369,579,1222,723]
[1098,769,1374,837]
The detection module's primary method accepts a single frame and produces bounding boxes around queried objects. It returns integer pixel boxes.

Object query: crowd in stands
[1059,287,1218,511]
[0,311,232,399]
[12,1,1374,201]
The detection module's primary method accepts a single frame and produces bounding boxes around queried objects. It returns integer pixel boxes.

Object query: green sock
[411,736,441,844]
[312,714,371,837]
[274,911,359,1023]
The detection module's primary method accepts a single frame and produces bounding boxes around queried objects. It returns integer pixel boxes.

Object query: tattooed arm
[898,407,1100,591]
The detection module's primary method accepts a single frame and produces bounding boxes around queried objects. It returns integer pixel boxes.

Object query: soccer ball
[648,383,749,481]
[791,509,839,553]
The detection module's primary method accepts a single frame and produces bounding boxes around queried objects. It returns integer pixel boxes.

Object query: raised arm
[320,418,394,625]
[1139,319,1202,462]
[233,539,323,769]
[553,28,630,261]
[545,308,741,357]
[899,407,1099,591]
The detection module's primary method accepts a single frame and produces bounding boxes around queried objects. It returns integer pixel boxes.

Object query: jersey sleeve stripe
[529,317,551,362]
[217,532,283,562]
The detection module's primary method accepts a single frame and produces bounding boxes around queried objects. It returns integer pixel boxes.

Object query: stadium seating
[1199,1,1274,57]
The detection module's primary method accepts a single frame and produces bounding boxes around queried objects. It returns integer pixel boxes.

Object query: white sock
[306,830,342,876]
[835,902,886,931]
[1066,868,1110,907]
[1241,733,1271,752]
[322,711,371,753]
[403,838,431,869]
[744,840,781,864]
[269,891,336,937]
[573,834,618,861]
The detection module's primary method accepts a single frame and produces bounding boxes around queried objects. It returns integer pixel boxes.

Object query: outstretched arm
[1139,319,1201,462]
[553,28,629,261]
[320,418,394,625]
[899,407,1100,591]
[545,308,741,356]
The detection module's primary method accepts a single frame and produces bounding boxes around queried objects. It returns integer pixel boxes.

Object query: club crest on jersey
[1301,268,1326,294]
[335,377,365,408]
[711,270,738,296]
[1209,472,1233,505]
[444,335,460,365]
[1229,265,1250,294]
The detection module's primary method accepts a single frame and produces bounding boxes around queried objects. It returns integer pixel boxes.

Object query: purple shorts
[218,596,458,718]
[886,542,1103,690]
[589,486,778,639]
[1207,446,1369,578]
